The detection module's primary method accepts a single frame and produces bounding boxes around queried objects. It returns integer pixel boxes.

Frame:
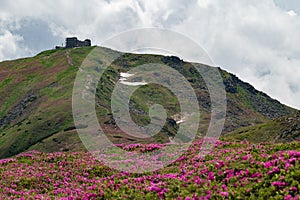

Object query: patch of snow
[119,72,148,86]
[120,81,148,86]
[176,119,185,124]
[119,77,127,81]
[176,115,188,124]
[120,72,135,78]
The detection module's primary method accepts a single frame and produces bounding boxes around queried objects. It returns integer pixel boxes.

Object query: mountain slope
[0,46,296,158]
[225,111,300,143]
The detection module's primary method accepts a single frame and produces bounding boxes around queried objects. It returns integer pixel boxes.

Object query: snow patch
[176,119,185,124]
[119,72,148,86]
[120,72,135,78]
[120,81,148,86]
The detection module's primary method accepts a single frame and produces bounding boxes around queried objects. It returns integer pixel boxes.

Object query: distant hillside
[225,111,300,143]
[0,46,296,158]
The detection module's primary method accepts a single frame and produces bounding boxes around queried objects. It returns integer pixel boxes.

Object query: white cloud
[287,10,297,16]
[197,0,210,8]
[0,29,32,61]
[171,0,300,109]
[0,0,300,109]
[0,31,21,60]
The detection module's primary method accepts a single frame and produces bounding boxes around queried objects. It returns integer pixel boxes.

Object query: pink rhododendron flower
[220,191,229,197]
[264,161,273,168]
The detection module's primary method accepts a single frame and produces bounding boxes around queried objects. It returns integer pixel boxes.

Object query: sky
[0,0,299,109]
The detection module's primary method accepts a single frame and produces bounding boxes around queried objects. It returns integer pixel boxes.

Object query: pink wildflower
[220,191,229,197]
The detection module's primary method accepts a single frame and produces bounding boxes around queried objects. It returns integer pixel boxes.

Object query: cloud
[12,19,62,52]
[0,0,299,109]
[274,0,300,13]
[0,21,32,61]
[0,30,21,60]
[172,0,300,109]
[197,0,211,8]
[287,10,297,16]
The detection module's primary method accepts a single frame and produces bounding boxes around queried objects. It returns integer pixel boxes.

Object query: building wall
[65,37,91,48]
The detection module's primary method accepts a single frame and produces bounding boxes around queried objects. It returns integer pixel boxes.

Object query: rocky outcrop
[0,92,37,127]
[276,112,300,141]
[221,70,294,119]
[161,56,183,69]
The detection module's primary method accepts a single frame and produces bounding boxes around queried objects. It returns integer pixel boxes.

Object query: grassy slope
[0,47,93,157]
[0,46,296,158]
[225,112,300,143]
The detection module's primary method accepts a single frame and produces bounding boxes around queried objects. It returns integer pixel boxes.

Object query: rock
[0,92,37,127]
[161,56,183,69]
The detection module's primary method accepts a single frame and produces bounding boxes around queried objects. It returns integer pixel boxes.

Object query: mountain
[0,46,296,158]
[225,111,300,143]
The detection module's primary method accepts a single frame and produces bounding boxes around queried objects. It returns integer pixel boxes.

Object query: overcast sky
[0,0,299,109]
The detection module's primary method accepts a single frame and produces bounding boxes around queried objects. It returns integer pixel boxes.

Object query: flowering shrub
[0,140,299,199]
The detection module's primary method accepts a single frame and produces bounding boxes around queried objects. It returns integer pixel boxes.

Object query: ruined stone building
[56,37,91,49]
[65,37,91,48]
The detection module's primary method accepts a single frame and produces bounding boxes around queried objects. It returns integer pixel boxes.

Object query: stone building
[66,37,91,48]
[56,37,91,49]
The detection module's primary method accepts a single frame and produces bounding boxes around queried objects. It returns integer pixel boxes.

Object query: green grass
[225,120,280,143]
[0,77,12,90]
[236,85,254,110]
[225,112,300,143]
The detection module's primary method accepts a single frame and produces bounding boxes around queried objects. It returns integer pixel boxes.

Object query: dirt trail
[65,51,74,66]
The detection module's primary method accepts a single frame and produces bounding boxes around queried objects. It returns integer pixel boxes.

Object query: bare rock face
[0,92,37,127]
[276,111,300,141]
[220,70,293,119]
[161,56,183,69]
